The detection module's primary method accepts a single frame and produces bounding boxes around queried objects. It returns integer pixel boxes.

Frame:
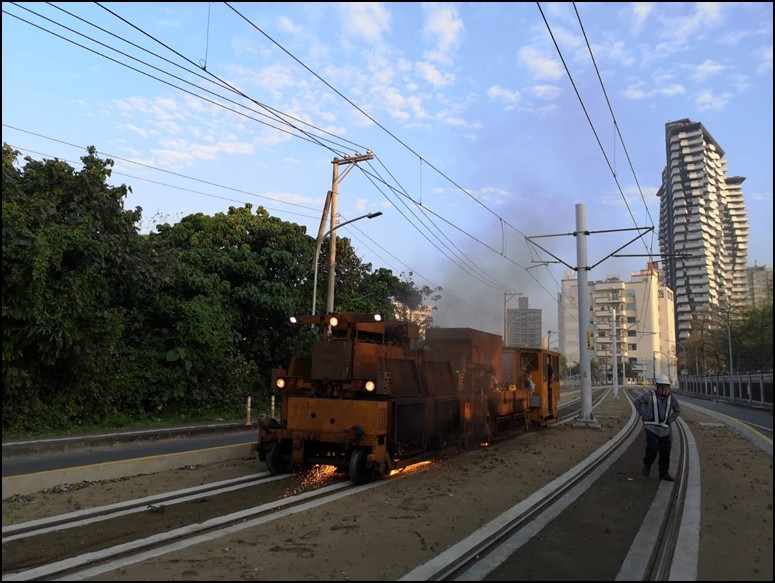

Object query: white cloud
[218,140,255,155]
[623,81,650,100]
[747,191,773,203]
[756,45,773,73]
[640,3,727,61]
[123,124,150,138]
[256,125,295,148]
[532,85,561,100]
[245,64,297,96]
[416,61,455,87]
[597,38,637,68]
[631,2,654,34]
[660,84,687,97]
[622,79,685,100]
[341,3,391,43]
[695,89,732,112]
[518,46,564,81]
[487,85,522,104]
[382,87,417,121]
[692,59,726,81]
[422,4,464,66]
[149,136,254,166]
[276,15,301,34]
[729,74,750,93]
[669,3,725,45]
[535,103,560,118]
[467,186,511,205]
[441,116,480,129]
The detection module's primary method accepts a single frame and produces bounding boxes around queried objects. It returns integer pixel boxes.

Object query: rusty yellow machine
[256,312,560,484]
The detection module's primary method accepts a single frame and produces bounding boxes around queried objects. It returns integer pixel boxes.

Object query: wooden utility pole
[324,152,374,314]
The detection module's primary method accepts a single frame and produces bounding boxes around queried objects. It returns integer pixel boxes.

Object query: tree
[1,145,440,434]
[2,144,147,430]
[147,204,317,406]
[730,302,772,372]
[683,302,773,376]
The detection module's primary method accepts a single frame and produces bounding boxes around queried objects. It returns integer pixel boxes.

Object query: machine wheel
[265,442,291,475]
[348,447,374,485]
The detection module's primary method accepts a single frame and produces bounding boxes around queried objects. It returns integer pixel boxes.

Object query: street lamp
[311,211,383,315]
[704,314,734,402]
[677,341,688,376]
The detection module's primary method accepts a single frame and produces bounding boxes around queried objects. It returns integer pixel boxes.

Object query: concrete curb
[2,443,252,498]
[2,423,249,458]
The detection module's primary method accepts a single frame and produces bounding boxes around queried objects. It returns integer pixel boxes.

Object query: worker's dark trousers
[643,430,671,476]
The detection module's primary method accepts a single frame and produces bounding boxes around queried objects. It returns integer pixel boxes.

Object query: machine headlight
[328,316,339,327]
[275,377,297,389]
[364,380,376,392]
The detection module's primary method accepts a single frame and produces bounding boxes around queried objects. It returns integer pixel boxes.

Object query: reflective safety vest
[643,390,673,428]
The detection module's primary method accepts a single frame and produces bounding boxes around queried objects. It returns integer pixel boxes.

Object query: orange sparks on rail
[388,461,433,477]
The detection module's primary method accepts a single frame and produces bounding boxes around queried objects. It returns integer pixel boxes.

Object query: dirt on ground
[2,394,772,581]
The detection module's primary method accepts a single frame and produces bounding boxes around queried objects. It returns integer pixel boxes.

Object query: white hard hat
[654,374,671,386]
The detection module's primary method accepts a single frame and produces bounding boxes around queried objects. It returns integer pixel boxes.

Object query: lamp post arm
[311,211,383,315]
[704,314,735,402]
[725,319,734,401]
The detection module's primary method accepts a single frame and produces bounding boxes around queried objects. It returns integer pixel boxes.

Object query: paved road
[2,423,255,478]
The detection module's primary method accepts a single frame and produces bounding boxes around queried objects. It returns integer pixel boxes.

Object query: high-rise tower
[657,119,750,340]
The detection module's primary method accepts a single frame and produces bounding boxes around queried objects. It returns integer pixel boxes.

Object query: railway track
[401,392,695,581]
[3,472,278,542]
[2,389,697,581]
[3,476,362,580]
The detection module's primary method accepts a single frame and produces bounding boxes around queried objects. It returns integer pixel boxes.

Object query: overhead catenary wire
[1,3,568,325]
[571,3,657,250]
[94,2,532,306]
[52,1,524,301]
[8,2,556,326]
[3,2,662,330]
[533,2,665,331]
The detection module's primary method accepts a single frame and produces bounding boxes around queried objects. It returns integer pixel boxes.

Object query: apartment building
[504,295,542,348]
[747,263,773,306]
[558,264,676,382]
[657,118,750,340]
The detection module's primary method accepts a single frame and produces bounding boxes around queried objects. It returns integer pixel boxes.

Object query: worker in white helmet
[633,374,681,481]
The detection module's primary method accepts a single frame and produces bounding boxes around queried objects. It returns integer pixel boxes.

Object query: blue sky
[3,2,772,338]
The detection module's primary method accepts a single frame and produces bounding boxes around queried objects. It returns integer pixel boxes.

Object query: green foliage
[2,145,144,431]
[2,145,436,436]
[731,302,773,371]
[681,303,773,375]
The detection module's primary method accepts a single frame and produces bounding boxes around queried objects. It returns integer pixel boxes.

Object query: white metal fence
[678,371,773,407]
